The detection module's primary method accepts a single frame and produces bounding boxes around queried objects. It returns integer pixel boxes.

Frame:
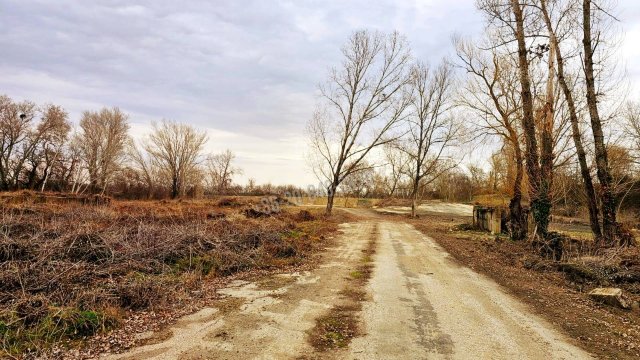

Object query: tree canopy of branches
[205,149,242,195]
[144,120,208,199]
[307,30,412,215]
[77,107,130,194]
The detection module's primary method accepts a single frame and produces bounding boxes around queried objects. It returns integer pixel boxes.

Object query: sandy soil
[346,221,591,360]
[103,208,591,359]
[103,222,373,360]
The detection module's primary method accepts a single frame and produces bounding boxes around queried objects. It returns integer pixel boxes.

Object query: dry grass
[0,194,340,357]
[471,194,512,207]
[296,197,380,208]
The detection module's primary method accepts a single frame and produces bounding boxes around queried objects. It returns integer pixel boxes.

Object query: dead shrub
[243,207,280,218]
[0,239,33,261]
[217,197,243,207]
[14,295,50,326]
[295,210,315,222]
[63,233,113,262]
[116,274,169,310]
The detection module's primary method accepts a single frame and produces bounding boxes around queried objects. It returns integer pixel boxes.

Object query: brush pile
[0,198,324,356]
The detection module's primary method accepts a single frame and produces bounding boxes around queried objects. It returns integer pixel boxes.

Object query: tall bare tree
[77,107,130,194]
[307,30,412,214]
[538,0,603,241]
[25,104,71,191]
[0,95,72,191]
[510,0,554,237]
[582,0,619,245]
[456,38,528,239]
[145,120,208,199]
[400,61,460,217]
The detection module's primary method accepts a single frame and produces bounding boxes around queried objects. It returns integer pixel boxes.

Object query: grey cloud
[2,0,638,185]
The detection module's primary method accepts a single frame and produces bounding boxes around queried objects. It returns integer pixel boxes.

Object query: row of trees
[307,31,462,217]
[0,95,242,198]
[464,0,633,246]
[308,0,639,247]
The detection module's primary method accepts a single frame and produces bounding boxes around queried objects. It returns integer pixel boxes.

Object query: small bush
[117,274,168,310]
[174,254,219,275]
[295,210,315,222]
[217,197,243,207]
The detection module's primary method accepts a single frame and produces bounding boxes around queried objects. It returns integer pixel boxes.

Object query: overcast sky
[1,0,639,186]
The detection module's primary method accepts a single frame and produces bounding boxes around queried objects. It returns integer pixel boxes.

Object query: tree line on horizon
[0,96,250,199]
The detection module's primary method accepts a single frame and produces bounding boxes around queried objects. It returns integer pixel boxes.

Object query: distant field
[294,196,381,208]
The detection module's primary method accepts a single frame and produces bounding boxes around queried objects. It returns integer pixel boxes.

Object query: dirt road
[347,221,590,360]
[105,217,591,359]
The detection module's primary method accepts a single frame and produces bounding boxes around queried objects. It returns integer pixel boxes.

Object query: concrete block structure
[473,206,506,234]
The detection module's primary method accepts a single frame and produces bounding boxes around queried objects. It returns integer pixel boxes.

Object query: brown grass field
[0,193,348,358]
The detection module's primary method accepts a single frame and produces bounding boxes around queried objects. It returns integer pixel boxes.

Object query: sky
[1,0,639,186]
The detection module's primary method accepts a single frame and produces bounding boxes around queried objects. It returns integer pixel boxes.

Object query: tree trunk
[508,132,527,240]
[511,0,550,237]
[172,177,179,199]
[325,183,337,215]
[410,178,419,218]
[540,0,603,241]
[538,34,556,239]
[582,0,618,246]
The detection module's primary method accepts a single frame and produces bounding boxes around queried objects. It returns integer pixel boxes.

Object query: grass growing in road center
[308,224,377,352]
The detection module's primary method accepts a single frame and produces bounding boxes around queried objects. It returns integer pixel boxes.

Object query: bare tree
[624,101,640,161]
[245,177,257,194]
[582,0,620,245]
[31,104,71,191]
[509,0,555,237]
[0,96,73,191]
[399,61,460,217]
[383,142,411,197]
[341,164,374,205]
[538,0,603,241]
[145,120,208,199]
[77,107,130,194]
[0,95,36,190]
[307,30,412,215]
[456,37,528,239]
[127,139,158,199]
[205,149,242,195]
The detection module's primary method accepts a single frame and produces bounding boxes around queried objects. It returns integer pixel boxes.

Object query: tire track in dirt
[346,221,592,360]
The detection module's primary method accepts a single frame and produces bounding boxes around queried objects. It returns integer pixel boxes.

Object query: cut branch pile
[0,199,326,357]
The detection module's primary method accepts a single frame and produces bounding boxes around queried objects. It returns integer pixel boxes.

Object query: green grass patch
[1,307,118,356]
